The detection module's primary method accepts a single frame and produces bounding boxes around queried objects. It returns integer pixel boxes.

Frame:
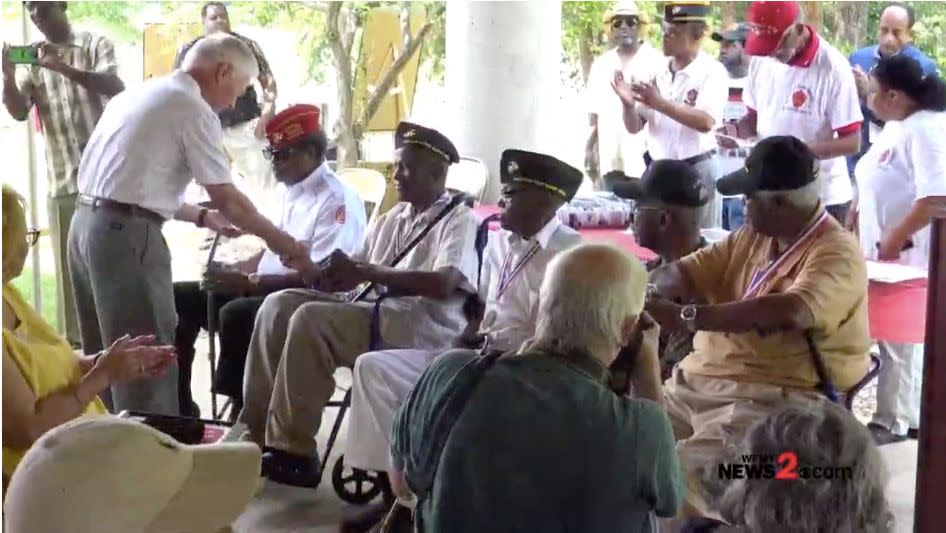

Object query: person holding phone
[854,55,946,444]
[1,1,124,349]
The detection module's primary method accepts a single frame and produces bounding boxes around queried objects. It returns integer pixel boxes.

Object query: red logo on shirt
[878,149,892,165]
[791,88,809,109]
[685,89,699,106]
[335,206,346,224]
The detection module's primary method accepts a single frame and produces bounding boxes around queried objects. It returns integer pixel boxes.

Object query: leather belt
[77,195,165,224]
[643,149,717,168]
[681,149,717,166]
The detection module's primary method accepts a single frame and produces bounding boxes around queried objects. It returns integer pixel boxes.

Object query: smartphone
[7,45,38,65]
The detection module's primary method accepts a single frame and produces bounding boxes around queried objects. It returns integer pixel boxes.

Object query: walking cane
[205,233,222,419]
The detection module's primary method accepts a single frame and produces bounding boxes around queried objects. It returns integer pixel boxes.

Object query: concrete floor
[187,338,918,532]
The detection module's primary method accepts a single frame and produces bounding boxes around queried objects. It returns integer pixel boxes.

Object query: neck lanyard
[742,211,829,300]
[496,241,541,301]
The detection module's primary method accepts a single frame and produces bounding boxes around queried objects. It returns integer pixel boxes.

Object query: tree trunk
[720,2,738,26]
[327,2,358,169]
[833,2,868,49]
[801,2,822,32]
[578,25,594,85]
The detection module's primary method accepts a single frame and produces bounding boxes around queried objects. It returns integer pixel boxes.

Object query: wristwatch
[680,304,698,332]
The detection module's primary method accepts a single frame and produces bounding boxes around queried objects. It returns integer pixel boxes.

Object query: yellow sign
[142,23,203,80]
[352,6,426,132]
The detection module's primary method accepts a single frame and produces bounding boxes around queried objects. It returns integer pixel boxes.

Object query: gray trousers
[67,204,179,415]
[47,193,80,345]
[692,155,722,229]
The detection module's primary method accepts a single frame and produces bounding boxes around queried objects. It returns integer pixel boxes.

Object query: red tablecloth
[474,205,927,344]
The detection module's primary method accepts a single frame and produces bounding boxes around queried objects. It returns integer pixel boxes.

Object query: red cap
[745,1,800,56]
[265,104,321,150]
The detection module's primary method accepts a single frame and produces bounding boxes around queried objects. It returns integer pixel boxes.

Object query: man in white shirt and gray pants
[68,33,304,415]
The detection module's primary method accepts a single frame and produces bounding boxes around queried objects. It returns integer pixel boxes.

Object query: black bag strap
[408,348,504,500]
[351,193,467,303]
[804,332,840,403]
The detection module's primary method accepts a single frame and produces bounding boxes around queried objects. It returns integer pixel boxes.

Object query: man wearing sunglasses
[611,160,709,380]
[585,1,664,183]
[171,104,365,417]
[612,1,729,230]
[731,1,863,224]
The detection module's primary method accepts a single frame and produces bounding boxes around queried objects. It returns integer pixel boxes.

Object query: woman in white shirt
[854,54,946,443]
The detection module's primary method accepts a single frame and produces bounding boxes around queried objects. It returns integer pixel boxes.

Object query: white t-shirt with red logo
[640,50,730,160]
[854,110,946,268]
[744,34,863,206]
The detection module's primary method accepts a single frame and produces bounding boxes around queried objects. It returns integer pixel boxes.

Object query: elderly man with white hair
[645,135,871,517]
[386,243,683,533]
[68,32,304,416]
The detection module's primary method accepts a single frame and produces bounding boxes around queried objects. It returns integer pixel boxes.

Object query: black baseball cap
[712,23,748,43]
[716,135,820,196]
[610,160,709,207]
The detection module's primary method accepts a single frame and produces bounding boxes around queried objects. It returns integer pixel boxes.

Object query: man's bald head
[878,2,915,57]
[533,244,649,368]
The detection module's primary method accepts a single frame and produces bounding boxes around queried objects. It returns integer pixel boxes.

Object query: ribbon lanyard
[742,211,830,300]
[496,242,541,301]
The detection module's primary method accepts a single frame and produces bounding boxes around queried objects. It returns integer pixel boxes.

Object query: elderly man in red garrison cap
[173,104,367,417]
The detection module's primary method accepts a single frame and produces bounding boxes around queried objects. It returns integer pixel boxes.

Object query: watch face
[681,305,697,320]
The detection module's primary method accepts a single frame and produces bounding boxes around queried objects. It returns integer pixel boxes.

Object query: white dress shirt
[78,70,232,218]
[353,193,480,350]
[640,51,729,160]
[478,217,581,351]
[586,43,667,177]
[744,34,864,206]
[855,110,946,268]
[256,163,367,275]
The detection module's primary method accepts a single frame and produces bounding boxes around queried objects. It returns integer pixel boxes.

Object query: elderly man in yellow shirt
[645,136,871,515]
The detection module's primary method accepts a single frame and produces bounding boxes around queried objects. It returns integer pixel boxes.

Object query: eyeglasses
[25,228,40,247]
[611,16,640,29]
[263,146,301,162]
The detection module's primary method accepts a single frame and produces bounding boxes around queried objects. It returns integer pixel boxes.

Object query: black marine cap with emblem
[609,160,710,207]
[500,150,583,202]
[716,135,819,196]
[664,1,711,23]
[395,121,460,164]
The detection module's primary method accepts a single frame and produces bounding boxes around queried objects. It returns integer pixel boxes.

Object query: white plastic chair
[336,167,388,224]
[446,156,489,204]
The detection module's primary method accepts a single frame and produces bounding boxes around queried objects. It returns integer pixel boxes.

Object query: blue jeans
[722,197,745,231]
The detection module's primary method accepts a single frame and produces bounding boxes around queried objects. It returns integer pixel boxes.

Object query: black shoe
[261,449,321,488]
[908,428,919,439]
[868,423,909,445]
[180,400,201,418]
[340,499,394,533]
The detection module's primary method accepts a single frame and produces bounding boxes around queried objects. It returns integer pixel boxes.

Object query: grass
[10,266,60,329]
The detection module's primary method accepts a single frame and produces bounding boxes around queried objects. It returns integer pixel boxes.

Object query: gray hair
[181,32,259,80]
[752,176,822,209]
[714,401,892,533]
[533,243,648,363]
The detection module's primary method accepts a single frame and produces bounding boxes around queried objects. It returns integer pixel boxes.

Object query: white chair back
[446,156,489,203]
[337,167,388,224]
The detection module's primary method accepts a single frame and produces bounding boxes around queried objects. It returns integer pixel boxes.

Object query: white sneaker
[219,421,252,443]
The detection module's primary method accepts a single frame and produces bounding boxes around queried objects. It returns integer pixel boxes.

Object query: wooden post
[915,208,946,531]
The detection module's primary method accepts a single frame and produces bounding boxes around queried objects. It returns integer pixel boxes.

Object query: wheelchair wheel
[332,455,385,504]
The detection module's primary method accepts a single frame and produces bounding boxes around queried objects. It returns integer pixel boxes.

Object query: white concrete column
[446,0,562,202]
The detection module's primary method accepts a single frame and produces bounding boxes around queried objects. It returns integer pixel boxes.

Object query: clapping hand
[852,65,869,100]
[611,71,637,106]
[1,44,15,79]
[97,334,176,385]
[630,80,662,108]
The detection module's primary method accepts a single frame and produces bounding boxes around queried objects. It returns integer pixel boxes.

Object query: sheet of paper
[866,260,927,283]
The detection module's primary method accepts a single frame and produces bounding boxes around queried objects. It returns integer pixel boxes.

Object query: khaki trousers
[238,289,381,456]
[48,193,80,345]
[662,368,826,516]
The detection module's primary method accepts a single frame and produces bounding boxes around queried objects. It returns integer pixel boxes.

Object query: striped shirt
[15,31,118,198]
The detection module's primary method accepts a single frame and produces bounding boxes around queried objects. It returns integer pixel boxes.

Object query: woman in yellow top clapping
[2,185,176,485]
